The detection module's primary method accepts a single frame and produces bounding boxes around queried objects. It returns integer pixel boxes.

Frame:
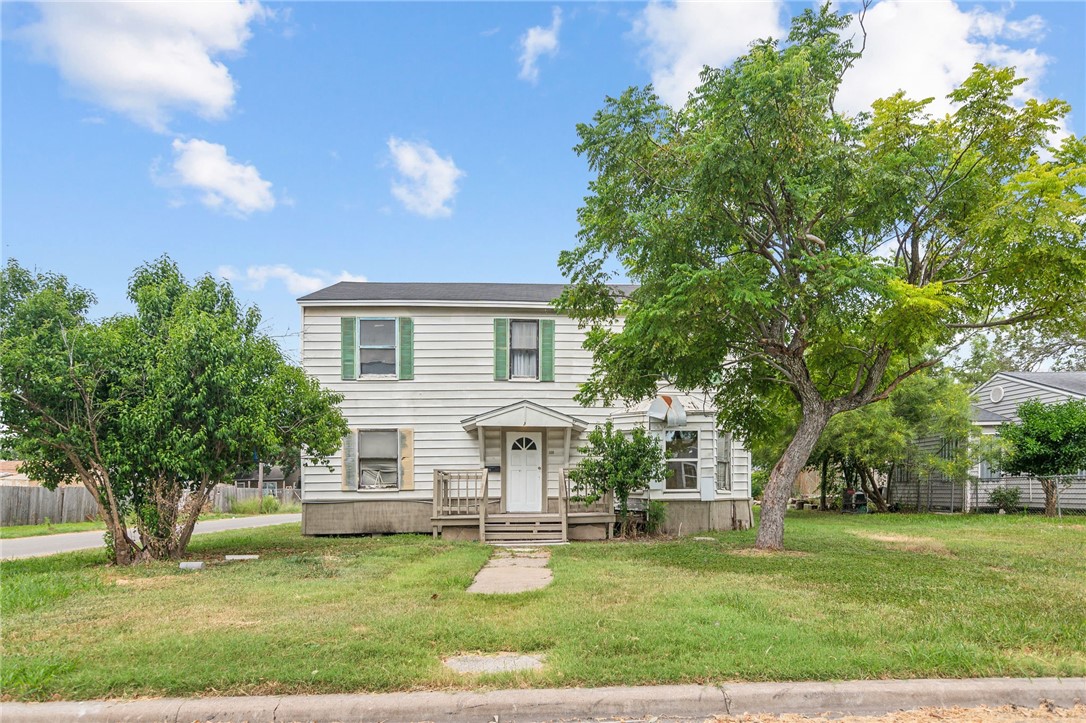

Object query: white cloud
[387,137,465,218]
[633,1,786,107]
[218,265,367,296]
[23,1,264,131]
[170,138,275,216]
[835,1,1051,117]
[518,7,562,83]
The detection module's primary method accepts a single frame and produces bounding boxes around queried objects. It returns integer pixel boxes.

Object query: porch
[431,468,615,543]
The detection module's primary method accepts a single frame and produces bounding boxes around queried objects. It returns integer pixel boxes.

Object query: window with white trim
[359,319,397,377]
[509,320,539,379]
[358,429,399,490]
[665,430,699,490]
[716,432,732,492]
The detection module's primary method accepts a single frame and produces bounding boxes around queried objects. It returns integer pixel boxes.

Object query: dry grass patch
[851,531,954,557]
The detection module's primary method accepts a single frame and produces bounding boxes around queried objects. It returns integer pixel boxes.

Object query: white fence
[0,485,100,526]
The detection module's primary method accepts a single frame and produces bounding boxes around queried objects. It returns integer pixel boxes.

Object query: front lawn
[2,512,1083,701]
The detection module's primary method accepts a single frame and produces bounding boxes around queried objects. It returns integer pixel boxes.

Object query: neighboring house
[297,283,754,542]
[234,466,300,492]
[889,371,1086,512]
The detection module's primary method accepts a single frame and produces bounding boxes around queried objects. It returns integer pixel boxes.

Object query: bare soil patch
[728,548,813,558]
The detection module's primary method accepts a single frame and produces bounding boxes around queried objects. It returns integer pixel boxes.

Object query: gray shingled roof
[971,406,1009,424]
[297,282,637,303]
[1000,371,1086,397]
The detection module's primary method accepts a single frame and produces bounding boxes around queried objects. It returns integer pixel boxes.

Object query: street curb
[2,676,1083,722]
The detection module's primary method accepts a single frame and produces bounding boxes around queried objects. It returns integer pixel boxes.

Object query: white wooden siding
[300,304,751,502]
[973,375,1084,422]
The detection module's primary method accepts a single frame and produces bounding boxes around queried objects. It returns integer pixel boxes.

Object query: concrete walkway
[467,546,553,594]
[0,514,302,560]
[2,677,1082,722]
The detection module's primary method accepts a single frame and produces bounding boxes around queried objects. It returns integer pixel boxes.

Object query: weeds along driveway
[0,514,302,560]
[2,513,1085,701]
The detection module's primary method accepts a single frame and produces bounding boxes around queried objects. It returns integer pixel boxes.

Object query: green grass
[1,512,1083,701]
[0,511,296,539]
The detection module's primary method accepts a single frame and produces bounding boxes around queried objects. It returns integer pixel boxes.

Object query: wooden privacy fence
[0,485,100,526]
[207,485,302,512]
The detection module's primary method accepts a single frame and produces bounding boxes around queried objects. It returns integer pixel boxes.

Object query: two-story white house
[298,282,753,542]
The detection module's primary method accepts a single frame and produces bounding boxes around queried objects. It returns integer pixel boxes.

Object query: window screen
[359,319,397,376]
[359,430,399,489]
[510,320,539,379]
[665,430,699,490]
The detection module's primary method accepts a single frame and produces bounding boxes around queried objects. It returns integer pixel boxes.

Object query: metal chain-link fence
[887,473,1086,516]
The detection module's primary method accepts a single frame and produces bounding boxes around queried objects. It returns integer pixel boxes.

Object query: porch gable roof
[461,400,588,433]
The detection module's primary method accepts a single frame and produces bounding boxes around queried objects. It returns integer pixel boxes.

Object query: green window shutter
[398,318,414,380]
[540,318,555,382]
[340,318,356,380]
[493,318,509,381]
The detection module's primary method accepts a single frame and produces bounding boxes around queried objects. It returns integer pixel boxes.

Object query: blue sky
[3,1,1083,359]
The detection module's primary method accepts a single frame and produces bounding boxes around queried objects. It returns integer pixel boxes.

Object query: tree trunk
[80,465,138,565]
[176,476,215,555]
[756,406,830,550]
[819,456,829,511]
[859,466,889,513]
[1041,477,1058,517]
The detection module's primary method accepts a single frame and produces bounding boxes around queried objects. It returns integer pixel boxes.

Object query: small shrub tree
[568,422,666,535]
[1001,399,1086,517]
[987,485,1021,514]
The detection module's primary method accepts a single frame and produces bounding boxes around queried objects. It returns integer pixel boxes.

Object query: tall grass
[227,495,300,515]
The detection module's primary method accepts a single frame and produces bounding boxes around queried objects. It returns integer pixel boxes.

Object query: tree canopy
[556,4,1086,548]
[0,257,347,563]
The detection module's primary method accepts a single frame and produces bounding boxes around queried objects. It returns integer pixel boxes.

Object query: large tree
[0,258,347,563]
[1001,399,1086,517]
[556,5,1086,548]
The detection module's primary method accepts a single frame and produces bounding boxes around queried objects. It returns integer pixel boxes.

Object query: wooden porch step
[487,514,561,522]
[488,523,564,529]
[484,516,565,543]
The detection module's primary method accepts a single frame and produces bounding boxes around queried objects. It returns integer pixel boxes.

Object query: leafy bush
[645,500,668,535]
[751,470,768,500]
[568,421,666,535]
[988,485,1021,513]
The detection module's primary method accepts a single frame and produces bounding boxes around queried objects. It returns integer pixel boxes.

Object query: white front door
[506,432,543,513]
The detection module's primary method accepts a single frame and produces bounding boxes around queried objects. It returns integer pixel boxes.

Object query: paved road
[0,514,302,560]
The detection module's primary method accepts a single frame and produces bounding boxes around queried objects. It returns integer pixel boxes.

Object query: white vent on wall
[990,386,1005,403]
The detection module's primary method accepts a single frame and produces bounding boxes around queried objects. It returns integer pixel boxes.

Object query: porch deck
[431,469,614,543]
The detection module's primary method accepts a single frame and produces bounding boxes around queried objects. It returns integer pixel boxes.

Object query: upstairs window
[359,319,397,377]
[510,320,539,379]
[665,430,699,490]
[358,429,400,490]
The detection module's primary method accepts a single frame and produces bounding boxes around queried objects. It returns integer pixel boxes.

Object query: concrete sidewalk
[0,514,302,560]
[2,677,1082,722]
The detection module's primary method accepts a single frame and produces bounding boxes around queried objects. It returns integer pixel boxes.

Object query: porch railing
[560,468,614,515]
[433,469,489,518]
